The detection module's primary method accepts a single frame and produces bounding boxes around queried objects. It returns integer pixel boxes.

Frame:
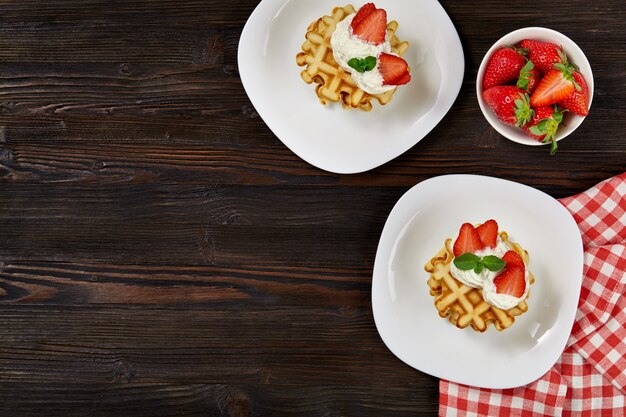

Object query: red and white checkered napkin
[440,173,626,417]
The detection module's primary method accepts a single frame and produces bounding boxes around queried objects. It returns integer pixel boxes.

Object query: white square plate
[372,175,584,388]
[238,0,465,173]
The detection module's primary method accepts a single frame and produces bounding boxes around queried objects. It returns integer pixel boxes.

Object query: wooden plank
[0,306,434,387]
[0,382,438,417]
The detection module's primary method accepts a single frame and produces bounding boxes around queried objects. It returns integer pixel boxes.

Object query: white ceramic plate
[238,0,464,174]
[372,175,583,388]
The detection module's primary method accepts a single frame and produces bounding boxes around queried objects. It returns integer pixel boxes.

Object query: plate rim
[371,174,584,388]
[238,0,466,174]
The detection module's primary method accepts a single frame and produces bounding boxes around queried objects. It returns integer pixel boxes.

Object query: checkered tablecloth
[440,173,626,417]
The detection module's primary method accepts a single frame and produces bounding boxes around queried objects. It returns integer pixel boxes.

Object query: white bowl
[476,27,594,149]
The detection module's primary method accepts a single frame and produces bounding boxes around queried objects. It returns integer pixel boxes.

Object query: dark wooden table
[0,1,624,415]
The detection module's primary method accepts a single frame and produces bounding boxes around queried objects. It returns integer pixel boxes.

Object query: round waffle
[295,5,409,111]
[424,232,535,332]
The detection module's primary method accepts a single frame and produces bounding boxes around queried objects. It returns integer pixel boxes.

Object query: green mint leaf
[347,56,377,73]
[348,58,365,73]
[483,255,506,272]
[473,261,484,274]
[453,253,480,270]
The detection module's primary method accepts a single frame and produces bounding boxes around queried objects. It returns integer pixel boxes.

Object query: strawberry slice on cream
[330,3,410,95]
[449,220,531,310]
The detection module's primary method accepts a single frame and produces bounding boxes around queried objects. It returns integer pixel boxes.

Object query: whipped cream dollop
[330,13,396,95]
[450,236,530,310]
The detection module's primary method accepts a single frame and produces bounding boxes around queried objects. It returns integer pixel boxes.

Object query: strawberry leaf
[529,125,545,135]
[553,106,565,123]
[513,93,533,127]
[516,60,534,91]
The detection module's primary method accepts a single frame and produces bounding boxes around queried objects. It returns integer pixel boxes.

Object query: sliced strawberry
[392,71,411,86]
[502,250,525,269]
[350,3,376,30]
[493,266,526,298]
[351,8,387,45]
[530,63,579,107]
[378,53,410,85]
[476,219,498,248]
[453,223,485,257]
[558,71,589,116]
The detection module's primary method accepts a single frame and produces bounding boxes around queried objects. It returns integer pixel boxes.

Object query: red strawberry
[520,39,566,73]
[351,8,387,45]
[530,63,580,107]
[393,71,411,85]
[493,266,526,298]
[502,250,525,269]
[482,86,533,127]
[516,60,540,93]
[558,71,589,116]
[453,223,485,257]
[378,53,410,85]
[523,105,564,155]
[476,219,498,248]
[483,47,527,90]
[350,3,376,30]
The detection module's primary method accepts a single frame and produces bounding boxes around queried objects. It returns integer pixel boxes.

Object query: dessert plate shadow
[238,0,464,174]
[372,175,584,388]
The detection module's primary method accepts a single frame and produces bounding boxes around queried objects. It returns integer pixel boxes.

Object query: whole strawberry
[521,39,566,73]
[483,47,527,90]
[516,60,540,93]
[483,86,533,127]
[558,71,589,116]
[523,105,564,155]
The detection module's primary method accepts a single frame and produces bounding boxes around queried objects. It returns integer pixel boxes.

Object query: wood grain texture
[0,0,624,415]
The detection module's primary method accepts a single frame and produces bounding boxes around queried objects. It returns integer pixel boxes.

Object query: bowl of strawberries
[477,27,593,155]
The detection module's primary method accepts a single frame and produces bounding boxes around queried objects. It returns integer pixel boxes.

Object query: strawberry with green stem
[516,60,540,93]
[483,46,527,90]
[523,105,565,155]
[521,39,567,73]
[483,86,534,127]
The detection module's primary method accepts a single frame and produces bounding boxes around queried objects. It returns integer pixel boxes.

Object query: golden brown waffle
[295,5,410,111]
[424,232,535,332]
